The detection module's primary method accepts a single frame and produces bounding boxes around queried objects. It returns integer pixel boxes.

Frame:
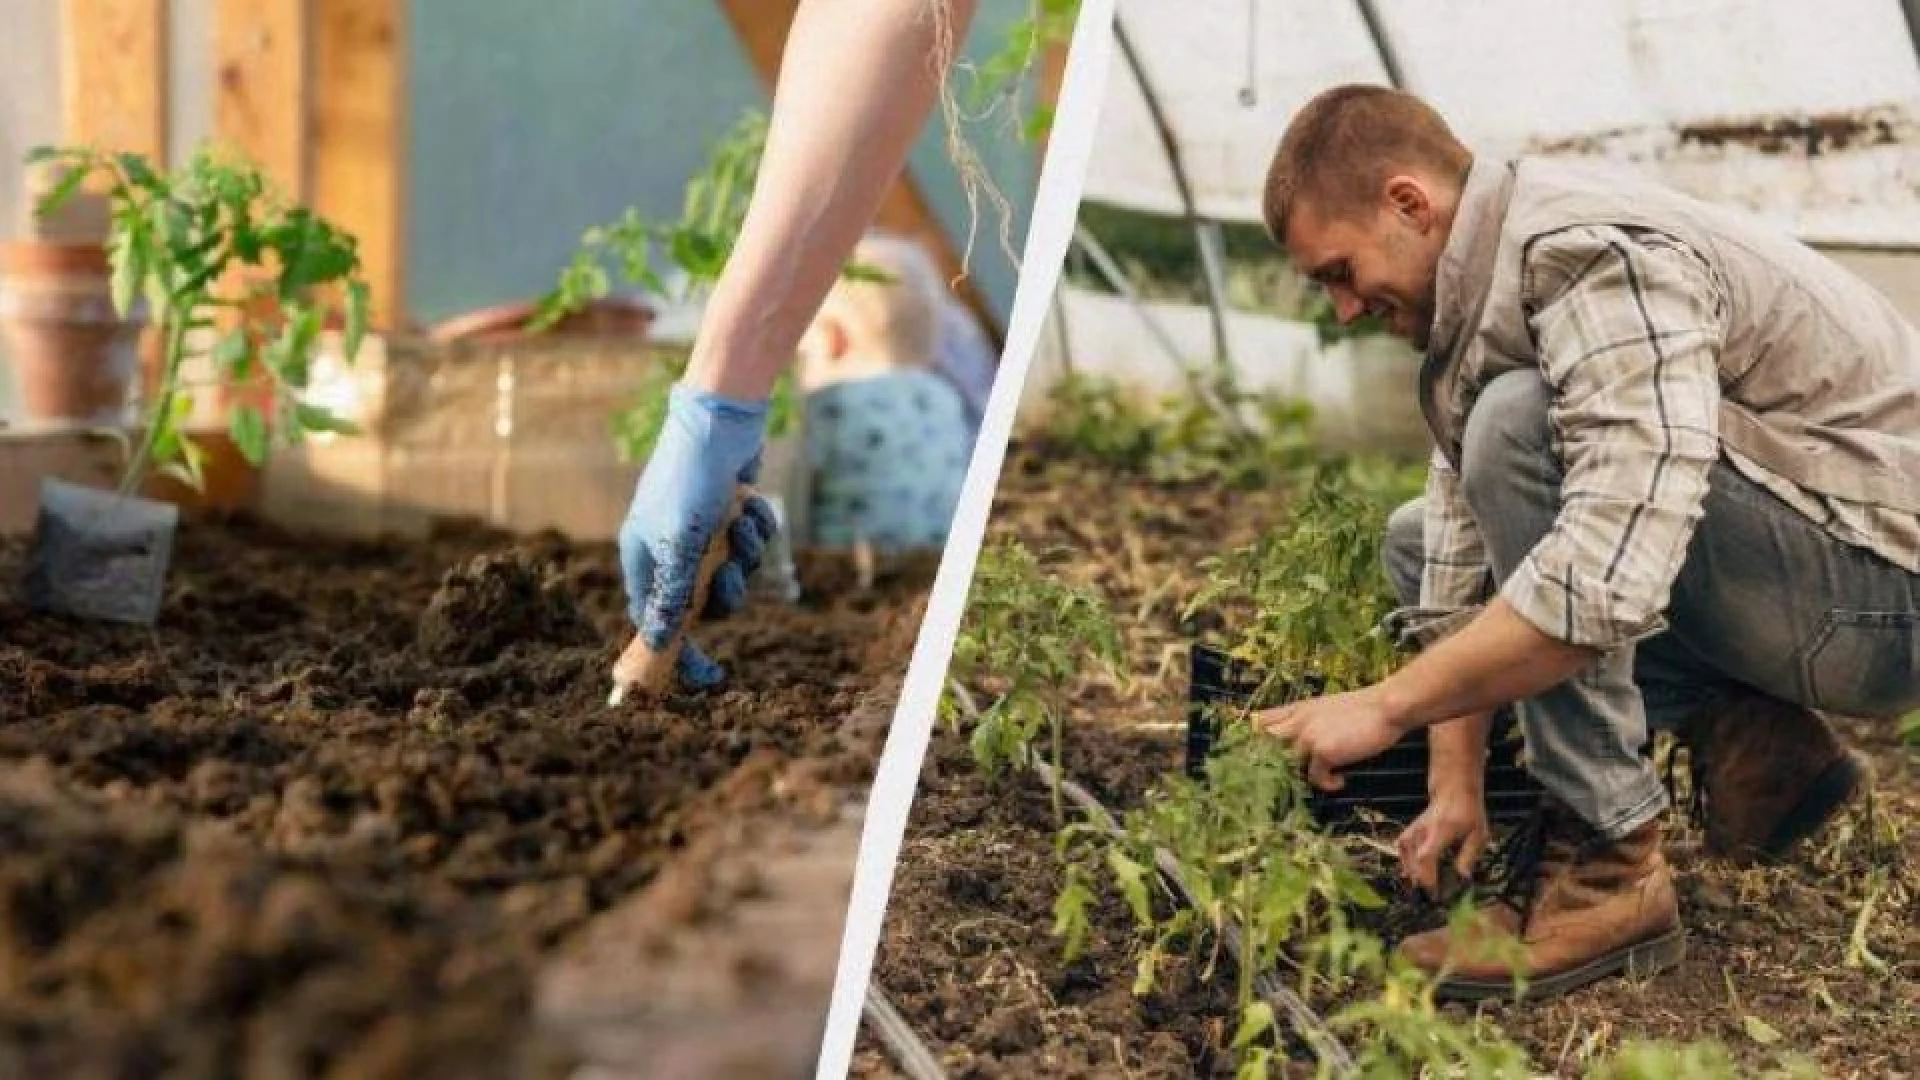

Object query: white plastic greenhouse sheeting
[1021,288,1431,452]
[1088,0,1920,240]
[1034,0,1920,450]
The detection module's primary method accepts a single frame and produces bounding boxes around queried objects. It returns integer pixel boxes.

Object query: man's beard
[1407,281,1438,351]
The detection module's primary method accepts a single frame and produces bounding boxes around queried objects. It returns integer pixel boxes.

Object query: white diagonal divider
[812,1,1120,1074]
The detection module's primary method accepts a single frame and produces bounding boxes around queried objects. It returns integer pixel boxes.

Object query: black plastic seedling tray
[1186,644,1541,829]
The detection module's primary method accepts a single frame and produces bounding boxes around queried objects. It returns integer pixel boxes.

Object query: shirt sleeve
[1501,225,1726,649]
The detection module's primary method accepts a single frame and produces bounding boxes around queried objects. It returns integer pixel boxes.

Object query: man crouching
[1256,85,1919,1002]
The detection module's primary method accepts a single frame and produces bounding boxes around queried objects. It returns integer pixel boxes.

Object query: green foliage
[538,111,769,325]
[1900,709,1919,747]
[1018,388,1834,1078]
[1040,373,1316,489]
[1337,454,1429,515]
[604,348,800,466]
[965,0,1081,142]
[1583,1039,1820,1080]
[946,539,1123,821]
[1330,954,1533,1079]
[1056,725,1541,1079]
[538,109,895,462]
[1039,373,1158,466]
[1186,465,1406,698]
[1057,724,1383,1076]
[28,144,370,491]
[1069,202,1317,316]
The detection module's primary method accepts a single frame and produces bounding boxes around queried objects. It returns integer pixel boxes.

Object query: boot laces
[1486,800,1603,934]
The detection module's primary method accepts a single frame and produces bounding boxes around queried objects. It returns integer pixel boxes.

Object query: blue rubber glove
[618,385,781,690]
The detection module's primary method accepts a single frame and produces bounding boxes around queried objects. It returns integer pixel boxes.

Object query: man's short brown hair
[1262,85,1472,243]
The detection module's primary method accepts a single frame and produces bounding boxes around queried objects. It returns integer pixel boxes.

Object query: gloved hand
[618,384,782,690]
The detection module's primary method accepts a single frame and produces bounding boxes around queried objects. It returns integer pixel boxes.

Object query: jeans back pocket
[1797,608,1920,718]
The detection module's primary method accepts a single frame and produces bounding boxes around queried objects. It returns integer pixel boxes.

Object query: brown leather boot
[1398,802,1684,1002]
[1684,689,1871,864]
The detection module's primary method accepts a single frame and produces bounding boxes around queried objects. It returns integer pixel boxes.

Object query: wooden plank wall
[61,0,169,164]
[210,0,406,329]
[313,0,406,328]
[212,0,310,198]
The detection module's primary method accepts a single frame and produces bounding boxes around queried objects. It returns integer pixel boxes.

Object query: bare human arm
[686,0,983,399]
[615,0,982,695]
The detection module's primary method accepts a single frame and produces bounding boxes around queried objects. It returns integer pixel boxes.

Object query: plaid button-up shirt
[1405,224,1920,651]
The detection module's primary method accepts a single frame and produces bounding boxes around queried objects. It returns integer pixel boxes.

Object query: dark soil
[855,444,1920,1079]
[0,517,932,1079]
[852,733,1240,1079]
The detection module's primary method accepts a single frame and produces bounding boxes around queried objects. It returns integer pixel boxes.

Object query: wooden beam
[313,0,406,327]
[714,0,1002,337]
[61,0,169,164]
[214,0,311,199]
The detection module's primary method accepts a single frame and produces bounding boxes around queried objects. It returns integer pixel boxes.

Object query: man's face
[1284,176,1448,350]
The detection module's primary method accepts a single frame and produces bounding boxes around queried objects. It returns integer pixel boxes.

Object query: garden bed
[854,442,1920,1078]
[853,732,1241,1079]
[0,515,932,1078]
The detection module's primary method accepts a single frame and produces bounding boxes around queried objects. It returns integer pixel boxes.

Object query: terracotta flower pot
[0,242,144,427]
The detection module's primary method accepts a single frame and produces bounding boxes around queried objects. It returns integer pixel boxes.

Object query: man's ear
[1384,175,1434,232]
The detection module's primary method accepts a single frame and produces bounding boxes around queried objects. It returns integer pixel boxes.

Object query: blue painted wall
[406,0,1040,331]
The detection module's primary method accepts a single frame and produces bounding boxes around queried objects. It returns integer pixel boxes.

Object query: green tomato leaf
[232,205,263,262]
[1050,877,1092,963]
[839,261,895,285]
[669,229,726,281]
[212,327,251,378]
[156,461,200,489]
[115,152,159,190]
[1132,945,1159,996]
[1023,104,1057,143]
[286,305,323,388]
[229,404,270,466]
[174,432,209,491]
[1107,849,1153,926]
[108,229,146,318]
[343,280,370,363]
[1231,1002,1274,1050]
[32,165,90,221]
[293,402,361,436]
[149,418,181,474]
[273,211,358,293]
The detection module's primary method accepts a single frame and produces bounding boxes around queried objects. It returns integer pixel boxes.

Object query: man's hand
[1397,778,1490,897]
[1397,710,1496,896]
[617,385,780,690]
[1255,686,1409,792]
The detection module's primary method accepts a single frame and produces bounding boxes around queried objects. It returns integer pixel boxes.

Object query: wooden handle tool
[608,485,751,706]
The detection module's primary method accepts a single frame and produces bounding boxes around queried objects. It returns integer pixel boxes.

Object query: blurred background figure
[928,264,1000,438]
[796,229,976,565]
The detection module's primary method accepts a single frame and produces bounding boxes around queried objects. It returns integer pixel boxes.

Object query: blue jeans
[1385,370,1920,837]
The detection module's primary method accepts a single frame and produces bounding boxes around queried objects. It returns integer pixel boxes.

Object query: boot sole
[1758,751,1870,862]
[1432,926,1686,1003]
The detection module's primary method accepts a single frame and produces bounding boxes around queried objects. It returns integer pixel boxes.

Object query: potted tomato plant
[24,144,372,498]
